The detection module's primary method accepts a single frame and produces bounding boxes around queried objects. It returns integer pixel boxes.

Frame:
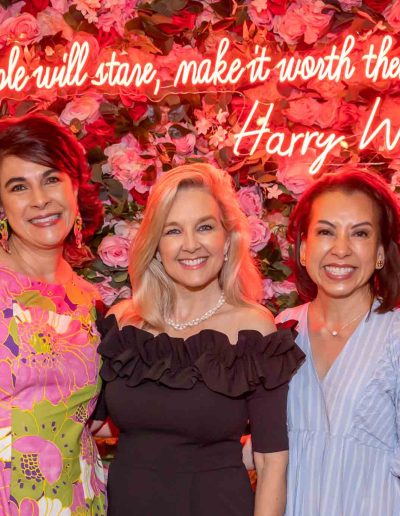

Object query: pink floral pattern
[0,266,106,515]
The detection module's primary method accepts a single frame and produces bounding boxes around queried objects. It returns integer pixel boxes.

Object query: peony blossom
[276,150,315,195]
[98,235,130,268]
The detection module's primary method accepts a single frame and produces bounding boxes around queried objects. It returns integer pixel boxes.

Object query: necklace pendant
[331,330,338,336]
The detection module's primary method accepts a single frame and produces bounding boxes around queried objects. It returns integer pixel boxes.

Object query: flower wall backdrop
[1,0,400,312]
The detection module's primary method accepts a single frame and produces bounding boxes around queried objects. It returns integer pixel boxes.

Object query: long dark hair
[288,169,400,312]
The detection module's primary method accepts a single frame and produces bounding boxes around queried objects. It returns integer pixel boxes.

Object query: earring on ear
[300,257,306,266]
[0,216,10,253]
[155,251,162,263]
[74,212,83,249]
[224,253,228,262]
[376,258,384,269]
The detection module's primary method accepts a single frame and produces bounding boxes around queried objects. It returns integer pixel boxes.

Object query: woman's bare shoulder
[106,299,134,322]
[224,304,276,335]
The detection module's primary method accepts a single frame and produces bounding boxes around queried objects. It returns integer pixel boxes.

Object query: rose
[36,7,74,40]
[384,2,400,31]
[332,102,359,131]
[60,95,102,125]
[97,279,132,306]
[263,278,296,300]
[173,133,196,155]
[50,0,69,13]
[80,118,118,150]
[113,220,140,242]
[276,151,315,195]
[98,235,130,268]
[0,13,42,46]
[283,97,320,126]
[22,0,50,16]
[248,216,271,252]
[237,186,263,217]
[105,149,152,193]
[247,0,274,28]
[274,0,332,45]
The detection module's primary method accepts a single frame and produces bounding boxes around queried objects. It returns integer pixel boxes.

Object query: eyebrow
[316,219,373,228]
[4,168,60,189]
[164,215,217,227]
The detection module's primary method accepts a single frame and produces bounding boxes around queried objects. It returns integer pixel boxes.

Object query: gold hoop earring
[0,217,10,253]
[74,213,83,249]
[376,258,384,269]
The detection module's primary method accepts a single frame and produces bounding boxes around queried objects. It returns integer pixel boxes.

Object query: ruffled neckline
[98,314,305,397]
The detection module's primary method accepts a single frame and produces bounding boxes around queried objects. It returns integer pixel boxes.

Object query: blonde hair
[122,163,263,329]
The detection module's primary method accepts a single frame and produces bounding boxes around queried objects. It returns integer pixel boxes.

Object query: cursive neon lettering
[0,46,30,92]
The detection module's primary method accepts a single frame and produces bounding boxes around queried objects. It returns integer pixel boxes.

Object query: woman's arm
[254,450,288,516]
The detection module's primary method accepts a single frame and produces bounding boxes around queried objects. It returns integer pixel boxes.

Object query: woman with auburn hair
[95,163,304,516]
[276,169,400,515]
[0,114,106,514]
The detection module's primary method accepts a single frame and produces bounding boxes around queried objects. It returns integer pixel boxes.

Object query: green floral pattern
[0,266,106,515]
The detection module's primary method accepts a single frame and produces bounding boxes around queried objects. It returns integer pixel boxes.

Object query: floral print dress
[0,265,106,515]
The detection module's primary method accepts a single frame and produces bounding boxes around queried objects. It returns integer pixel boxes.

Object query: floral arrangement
[0,0,399,312]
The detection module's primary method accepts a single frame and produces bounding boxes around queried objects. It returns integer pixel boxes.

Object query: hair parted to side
[0,113,103,264]
[124,163,263,330]
[288,168,400,312]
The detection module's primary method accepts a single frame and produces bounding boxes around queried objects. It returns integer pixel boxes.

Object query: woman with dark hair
[95,163,304,516]
[276,169,400,515]
[0,114,106,514]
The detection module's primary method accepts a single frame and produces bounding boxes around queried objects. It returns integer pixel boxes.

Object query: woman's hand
[254,450,288,516]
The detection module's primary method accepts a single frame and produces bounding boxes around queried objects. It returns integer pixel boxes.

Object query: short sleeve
[247,382,289,453]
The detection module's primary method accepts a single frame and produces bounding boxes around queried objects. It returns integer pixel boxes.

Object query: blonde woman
[95,164,304,516]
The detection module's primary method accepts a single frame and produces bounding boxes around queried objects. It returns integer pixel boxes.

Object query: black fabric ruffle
[97,315,305,397]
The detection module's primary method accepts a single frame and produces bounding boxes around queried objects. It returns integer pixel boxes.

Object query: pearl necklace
[327,311,366,337]
[166,292,226,331]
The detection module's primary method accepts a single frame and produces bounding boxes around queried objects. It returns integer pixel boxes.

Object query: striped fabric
[276,303,400,516]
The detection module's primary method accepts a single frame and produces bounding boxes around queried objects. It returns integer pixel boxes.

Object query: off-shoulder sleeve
[97,315,305,397]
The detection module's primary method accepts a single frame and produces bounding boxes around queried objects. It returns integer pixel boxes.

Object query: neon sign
[0,35,399,174]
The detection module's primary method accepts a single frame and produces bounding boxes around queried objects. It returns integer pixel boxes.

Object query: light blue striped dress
[276,302,400,516]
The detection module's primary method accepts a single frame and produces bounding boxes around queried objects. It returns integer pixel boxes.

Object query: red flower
[22,0,49,16]
[157,10,196,34]
[80,119,118,151]
[268,0,290,16]
[363,0,392,13]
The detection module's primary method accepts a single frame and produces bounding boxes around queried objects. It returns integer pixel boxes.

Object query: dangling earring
[156,251,162,263]
[0,217,10,253]
[74,212,83,249]
[376,258,384,269]
[224,253,228,262]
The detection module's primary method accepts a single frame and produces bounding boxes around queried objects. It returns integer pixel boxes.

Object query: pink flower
[263,279,297,300]
[13,436,63,484]
[274,0,332,45]
[332,101,359,131]
[103,134,156,193]
[237,186,263,217]
[339,0,362,11]
[0,361,13,426]
[37,7,74,40]
[73,0,101,23]
[173,133,196,155]
[384,1,400,31]
[50,0,69,13]
[60,95,102,125]
[284,97,320,126]
[0,12,42,47]
[113,220,140,242]
[276,151,315,195]
[97,279,131,306]
[248,216,271,252]
[13,306,99,410]
[10,497,39,516]
[247,0,274,28]
[0,2,25,25]
[98,235,130,268]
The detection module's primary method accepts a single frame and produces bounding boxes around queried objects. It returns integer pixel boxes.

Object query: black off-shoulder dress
[95,316,304,516]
